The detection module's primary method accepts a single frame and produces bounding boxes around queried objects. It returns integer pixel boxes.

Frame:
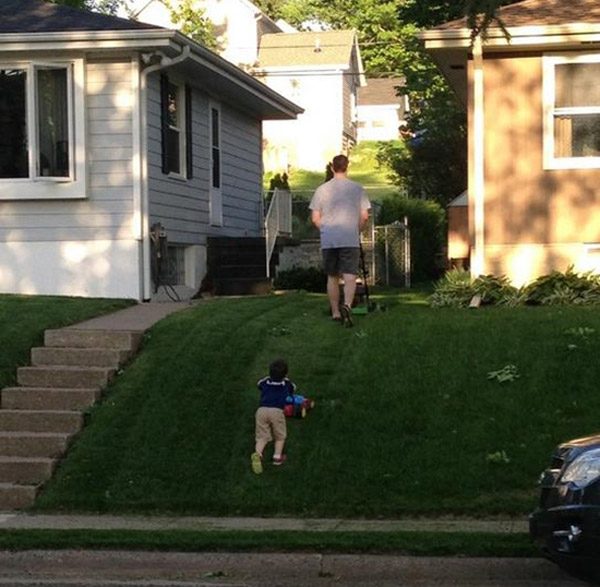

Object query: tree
[161,0,218,49]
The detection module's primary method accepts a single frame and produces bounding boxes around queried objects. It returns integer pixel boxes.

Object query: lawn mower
[351,241,380,315]
[284,393,315,418]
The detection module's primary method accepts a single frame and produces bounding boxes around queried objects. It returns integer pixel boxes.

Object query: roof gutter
[137,43,191,300]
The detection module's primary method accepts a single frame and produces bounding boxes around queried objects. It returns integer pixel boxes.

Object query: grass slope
[34,291,600,518]
[266,141,399,202]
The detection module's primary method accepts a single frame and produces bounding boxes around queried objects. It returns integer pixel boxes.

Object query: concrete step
[0,432,71,458]
[17,366,114,389]
[0,482,37,510]
[1,387,100,411]
[44,329,143,352]
[0,410,82,434]
[0,456,55,484]
[31,347,129,368]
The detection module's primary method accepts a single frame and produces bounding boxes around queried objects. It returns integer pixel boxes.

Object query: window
[0,59,85,199]
[160,75,193,178]
[544,54,600,169]
[209,102,222,226]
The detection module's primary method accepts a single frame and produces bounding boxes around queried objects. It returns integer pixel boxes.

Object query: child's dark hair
[269,358,288,381]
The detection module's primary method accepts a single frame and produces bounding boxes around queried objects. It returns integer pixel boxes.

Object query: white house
[256,29,366,173]
[0,0,301,300]
[356,78,408,142]
[123,0,284,69]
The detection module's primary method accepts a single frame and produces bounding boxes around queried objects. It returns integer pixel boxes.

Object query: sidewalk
[65,300,198,332]
[0,513,529,534]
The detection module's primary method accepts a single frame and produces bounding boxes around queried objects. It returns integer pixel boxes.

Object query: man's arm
[359,208,369,230]
[311,209,322,229]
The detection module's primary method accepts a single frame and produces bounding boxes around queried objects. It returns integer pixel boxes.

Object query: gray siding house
[0,0,301,300]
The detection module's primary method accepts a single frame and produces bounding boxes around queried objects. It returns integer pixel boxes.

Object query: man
[310,154,371,326]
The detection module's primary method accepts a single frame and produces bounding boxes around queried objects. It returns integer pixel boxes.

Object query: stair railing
[264,188,292,278]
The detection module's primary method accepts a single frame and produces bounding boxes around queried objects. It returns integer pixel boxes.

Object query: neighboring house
[256,29,366,173]
[421,0,600,286]
[0,0,301,300]
[124,0,284,69]
[356,78,408,142]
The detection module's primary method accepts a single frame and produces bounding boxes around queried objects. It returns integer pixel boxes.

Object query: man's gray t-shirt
[309,178,371,249]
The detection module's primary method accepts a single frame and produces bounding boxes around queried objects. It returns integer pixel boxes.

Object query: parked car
[529,433,600,583]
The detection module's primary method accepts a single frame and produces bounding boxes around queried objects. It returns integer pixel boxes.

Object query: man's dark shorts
[322,247,360,276]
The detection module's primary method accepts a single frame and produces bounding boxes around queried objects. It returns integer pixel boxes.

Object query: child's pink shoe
[272,454,287,466]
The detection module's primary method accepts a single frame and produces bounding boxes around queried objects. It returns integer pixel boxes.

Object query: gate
[361,219,411,288]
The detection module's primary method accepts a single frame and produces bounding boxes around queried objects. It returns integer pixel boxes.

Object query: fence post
[404,215,411,288]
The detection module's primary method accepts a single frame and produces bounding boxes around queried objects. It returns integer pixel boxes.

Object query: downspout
[137,45,191,300]
[471,35,485,277]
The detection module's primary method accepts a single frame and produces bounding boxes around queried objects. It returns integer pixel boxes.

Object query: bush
[378,195,445,282]
[524,266,600,305]
[430,266,600,308]
[274,266,327,293]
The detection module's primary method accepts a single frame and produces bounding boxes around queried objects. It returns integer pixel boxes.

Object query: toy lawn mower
[284,394,315,419]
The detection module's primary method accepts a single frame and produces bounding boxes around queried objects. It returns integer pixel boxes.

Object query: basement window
[543,54,600,169]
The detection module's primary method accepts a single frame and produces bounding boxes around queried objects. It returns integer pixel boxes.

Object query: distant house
[124,0,284,69]
[256,29,366,173]
[0,0,301,300]
[356,78,408,142]
[422,0,600,285]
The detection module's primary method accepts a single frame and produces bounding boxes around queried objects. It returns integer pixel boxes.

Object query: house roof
[358,78,405,106]
[0,0,160,33]
[0,0,302,121]
[421,0,600,106]
[257,29,358,68]
[435,0,600,31]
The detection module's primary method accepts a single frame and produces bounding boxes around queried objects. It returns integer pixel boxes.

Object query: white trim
[543,52,600,170]
[472,36,485,277]
[0,58,86,200]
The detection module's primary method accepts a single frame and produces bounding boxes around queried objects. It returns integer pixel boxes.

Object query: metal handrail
[264,188,292,278]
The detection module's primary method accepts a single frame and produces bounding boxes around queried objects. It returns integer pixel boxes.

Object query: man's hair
[332,154,349,173]
[269,358,288,381]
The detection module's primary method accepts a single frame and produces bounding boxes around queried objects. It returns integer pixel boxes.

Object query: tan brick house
[422,0,600,285]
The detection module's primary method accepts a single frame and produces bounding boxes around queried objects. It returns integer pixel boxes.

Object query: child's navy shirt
[257,376,296,409]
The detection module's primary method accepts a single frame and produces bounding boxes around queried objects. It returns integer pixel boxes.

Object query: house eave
[0,28,302,121]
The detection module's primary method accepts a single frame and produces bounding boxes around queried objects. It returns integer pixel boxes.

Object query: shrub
[274,266,327,293]
[430,266,600,308]
[378,195,446,283]
[524,266,600,305]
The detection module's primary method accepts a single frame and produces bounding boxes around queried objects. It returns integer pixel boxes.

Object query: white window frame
[543,53,600,170]
[0,58,86,200]
[209,101,222,226]
[165,77,187,179]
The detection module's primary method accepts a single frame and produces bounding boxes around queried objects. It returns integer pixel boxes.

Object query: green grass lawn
[0,295,134,390]
[265,141,399,202]
[33,291,600,518]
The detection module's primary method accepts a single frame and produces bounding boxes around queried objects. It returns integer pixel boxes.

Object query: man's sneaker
[251,452,263,474]
[272,454,287,466]
[340,304,353,327]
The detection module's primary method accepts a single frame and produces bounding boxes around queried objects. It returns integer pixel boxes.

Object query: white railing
[264,188,292,278]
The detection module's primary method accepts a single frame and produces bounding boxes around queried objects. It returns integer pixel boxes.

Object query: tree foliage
[161,0,217,49]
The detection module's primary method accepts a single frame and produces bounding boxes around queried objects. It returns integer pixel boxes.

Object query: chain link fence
[361,219,411,288]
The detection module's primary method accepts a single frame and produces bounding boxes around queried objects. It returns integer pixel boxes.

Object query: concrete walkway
[66,300,198,332]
